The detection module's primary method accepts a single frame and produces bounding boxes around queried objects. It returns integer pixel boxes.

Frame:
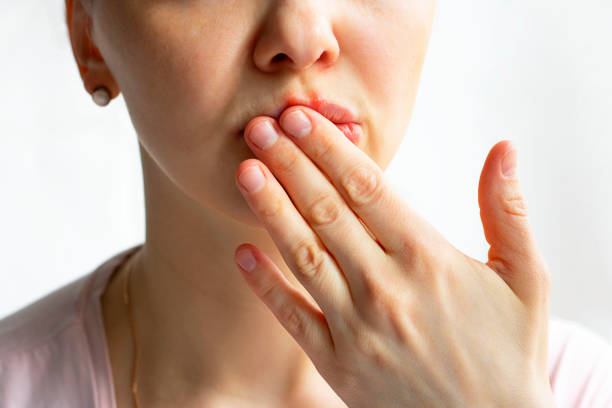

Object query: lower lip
[334,122,362,145]
[238,122,363,145]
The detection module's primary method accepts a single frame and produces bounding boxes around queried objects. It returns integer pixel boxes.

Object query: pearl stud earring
[92,86,111,107]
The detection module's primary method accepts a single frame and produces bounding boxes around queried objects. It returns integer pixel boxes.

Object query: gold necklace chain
[121,253,141,408]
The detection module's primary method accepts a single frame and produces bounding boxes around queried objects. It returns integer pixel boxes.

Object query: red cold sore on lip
[285,92,362,145]
[335,123,362,145]
[285,94,357,124]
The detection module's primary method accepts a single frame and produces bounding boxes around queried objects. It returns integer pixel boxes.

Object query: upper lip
[238,93,360,134]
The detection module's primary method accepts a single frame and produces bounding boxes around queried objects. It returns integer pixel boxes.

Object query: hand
[233,106,555,408]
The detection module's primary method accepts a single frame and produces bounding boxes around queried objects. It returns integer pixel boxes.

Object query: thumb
[478,140,551,308]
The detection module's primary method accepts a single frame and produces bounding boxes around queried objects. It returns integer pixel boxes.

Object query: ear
[65,0,120,99]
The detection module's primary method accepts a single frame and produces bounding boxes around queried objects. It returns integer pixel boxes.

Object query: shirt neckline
[83,243,144,408]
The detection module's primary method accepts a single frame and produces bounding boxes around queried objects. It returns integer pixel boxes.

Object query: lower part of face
[92,0,435,225]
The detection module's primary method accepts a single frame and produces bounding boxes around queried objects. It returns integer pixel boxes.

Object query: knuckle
[397,237,422,263]
[356,272,398,321]
[258,278,281,302]
[395,238,432,279]
[399,233,450,279]
[501,190,529,217]
[292,239,326,278]
[275,148,299,174]
[306,194,341,227]
[359,271,387,307]
[281,306,304,336]
[258,195,284,218]
[353,327,390,370]
[342,165,383,207]
[365,285,395,320]
[435,258,461,294]
[311,136,334,160]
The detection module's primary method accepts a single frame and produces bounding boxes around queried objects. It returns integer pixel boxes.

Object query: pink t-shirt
[1,244,612,407]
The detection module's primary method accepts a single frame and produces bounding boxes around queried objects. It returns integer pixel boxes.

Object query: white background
[1,1,611,342]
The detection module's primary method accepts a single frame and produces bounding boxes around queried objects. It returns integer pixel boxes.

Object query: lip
[271,96,359,124]
[237,93,362,143]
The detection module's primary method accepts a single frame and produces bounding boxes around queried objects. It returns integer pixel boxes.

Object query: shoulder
[548,315,612,407]
[0,272,98,407]
[0,244,142,408]
[0,273,91,358]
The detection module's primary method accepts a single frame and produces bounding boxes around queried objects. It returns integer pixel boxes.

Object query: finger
[242,118,386,303]
[235,159,354,333]
[278,106,448,259]
[234,244,336,369]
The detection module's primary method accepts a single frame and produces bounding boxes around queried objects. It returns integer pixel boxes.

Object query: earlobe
[65,0,120,100]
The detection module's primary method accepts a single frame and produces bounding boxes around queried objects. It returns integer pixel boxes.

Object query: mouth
[237,95,362,145]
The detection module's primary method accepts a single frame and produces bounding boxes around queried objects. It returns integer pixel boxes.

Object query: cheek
[343,6,433,169]
[95,2,258,217]
[349,6,432,103]
[97,1,243,144]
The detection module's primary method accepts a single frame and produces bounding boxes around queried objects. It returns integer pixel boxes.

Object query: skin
[67,0,555,407]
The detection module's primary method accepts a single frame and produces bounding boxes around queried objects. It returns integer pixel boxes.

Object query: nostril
[272,53,288,63]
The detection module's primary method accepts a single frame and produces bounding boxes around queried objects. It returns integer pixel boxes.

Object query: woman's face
[86,0,436,224]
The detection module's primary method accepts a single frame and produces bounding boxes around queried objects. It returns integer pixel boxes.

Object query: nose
[252,1,340,73]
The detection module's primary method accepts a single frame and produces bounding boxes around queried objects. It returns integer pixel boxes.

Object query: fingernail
[239,166,266,193]
[248,121,278,149]
[501,144,518,178]
[236,248,256,272]
[281,110,312,138]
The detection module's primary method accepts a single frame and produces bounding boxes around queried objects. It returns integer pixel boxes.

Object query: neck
[102,147,321,406]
